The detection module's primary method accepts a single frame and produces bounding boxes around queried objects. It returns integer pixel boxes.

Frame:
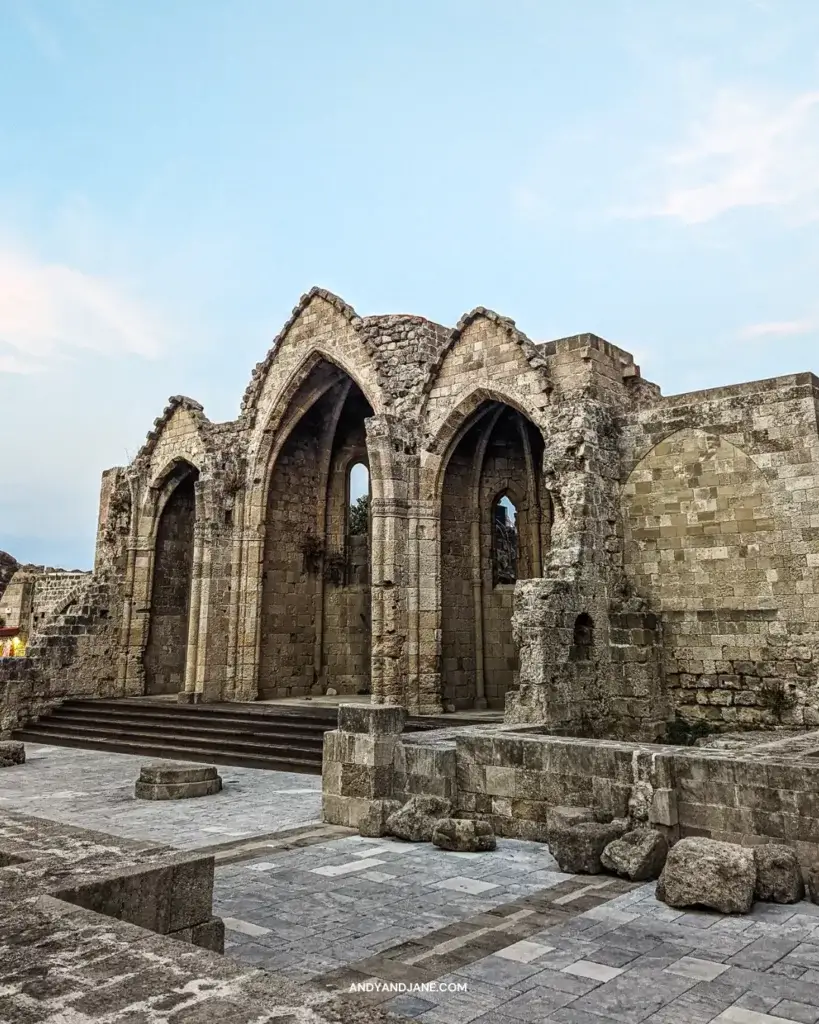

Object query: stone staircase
[13,699,333,773]
[12,697,499,774]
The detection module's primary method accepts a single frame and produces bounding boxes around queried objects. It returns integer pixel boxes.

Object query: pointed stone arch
[425,396,549,711]
[142,458,201,696]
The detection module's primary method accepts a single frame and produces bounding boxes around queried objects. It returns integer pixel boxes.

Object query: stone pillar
[366,416,412,708]
[322,703,405,830]
[181,523,204,702]
[409,495,445,715]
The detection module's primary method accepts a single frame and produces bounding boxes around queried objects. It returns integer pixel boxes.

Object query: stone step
[47,708,329,742]
[24,718,325,758]
[61,698,340,725]
[12,728,321,773]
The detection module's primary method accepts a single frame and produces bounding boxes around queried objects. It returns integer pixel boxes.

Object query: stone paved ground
[6,746,819,1021]
[216,834,819,1022]
[0,743,321,847]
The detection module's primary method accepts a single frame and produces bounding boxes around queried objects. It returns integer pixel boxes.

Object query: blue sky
[2,0,819,568]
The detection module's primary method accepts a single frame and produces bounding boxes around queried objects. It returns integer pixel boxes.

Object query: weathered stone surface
[135,762,222,800]
[0,740,25,767]
[138,762,219,786]
[546,806,599,837]
[549,820,630,875]
[432,817,496,852]
[1,809,401,1024]
[807,864,819,905]
[135,777,222,801]
[358,798,402,838]
[386,795,453,842]
[601,828,668,881]
[657,837,756,914]
[750,844,804,904]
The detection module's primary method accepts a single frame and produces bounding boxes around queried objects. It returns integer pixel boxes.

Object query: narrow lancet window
[493,493,518,584]
[347,462,370,584]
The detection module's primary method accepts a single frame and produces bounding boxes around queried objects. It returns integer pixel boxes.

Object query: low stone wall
[322,703,819,865]
[2,809,404,1022]
[2,810,223,952]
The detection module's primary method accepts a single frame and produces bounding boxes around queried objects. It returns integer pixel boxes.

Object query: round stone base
[135,762,222,800]
[0,741,25,768]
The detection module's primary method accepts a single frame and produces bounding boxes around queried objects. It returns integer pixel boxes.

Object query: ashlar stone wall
[621,375,819,730]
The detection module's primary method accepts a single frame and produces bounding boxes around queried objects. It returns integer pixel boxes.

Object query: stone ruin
[0,284,816,746]
[0,285,818,1013]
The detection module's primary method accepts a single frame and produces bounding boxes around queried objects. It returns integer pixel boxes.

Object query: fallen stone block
[754,845,805,904]
[657,837,755,914]
[135,763,222,801]
[549,820,629,874]
[0,741,25,767]
[546,806,599,839]
[432,818,496,852]
[386,795,452,842]
[359,799,402,838]
[601,828,668,881]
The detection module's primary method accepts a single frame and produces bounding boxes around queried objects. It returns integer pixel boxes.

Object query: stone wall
[0,567,90,643]
[0,572,123,736]
[323,707,819,867]
[622,375,819,730]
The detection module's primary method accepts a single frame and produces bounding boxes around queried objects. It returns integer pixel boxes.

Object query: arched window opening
[347,461,370,585]
[348,462,370,535]
[493,493,518,585]
[570,612,594,662]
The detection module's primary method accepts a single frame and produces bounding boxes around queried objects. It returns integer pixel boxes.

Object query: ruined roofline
[655,370,819,408]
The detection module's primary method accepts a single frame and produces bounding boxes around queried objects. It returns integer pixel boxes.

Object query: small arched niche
[570,612,594,662]
[492,493,518,585]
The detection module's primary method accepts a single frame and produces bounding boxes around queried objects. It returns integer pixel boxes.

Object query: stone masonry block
[338,704,406,735]
[168,854,214,932]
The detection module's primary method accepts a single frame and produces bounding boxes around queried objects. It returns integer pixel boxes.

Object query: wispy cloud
[633,88,819,224]
[0,246,167,374]
[735,319,816,340]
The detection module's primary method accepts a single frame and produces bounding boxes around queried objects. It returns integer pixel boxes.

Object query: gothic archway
[439,402,548,709]
[143,461,199,696]
[258,359,374,700]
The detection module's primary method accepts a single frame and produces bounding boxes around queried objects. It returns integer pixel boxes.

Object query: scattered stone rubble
[754,844,805,904]
[549,818,630,875]
[601,828,669,882]
[385,795,453,842]
[432,818,496,852]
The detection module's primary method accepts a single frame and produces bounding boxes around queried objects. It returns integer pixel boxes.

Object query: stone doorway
[143,463,199,696]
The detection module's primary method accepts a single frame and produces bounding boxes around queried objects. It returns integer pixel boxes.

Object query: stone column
[181,518,205,703]
[366,416,412,708]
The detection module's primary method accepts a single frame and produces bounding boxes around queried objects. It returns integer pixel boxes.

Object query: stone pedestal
[0,741,25,767]
[135,763,222,800]
[322,703,405,830]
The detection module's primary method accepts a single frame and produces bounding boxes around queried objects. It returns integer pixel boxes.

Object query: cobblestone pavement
[216,834,819,1023]
[0,743,321,847]
[7,746,819,1021]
